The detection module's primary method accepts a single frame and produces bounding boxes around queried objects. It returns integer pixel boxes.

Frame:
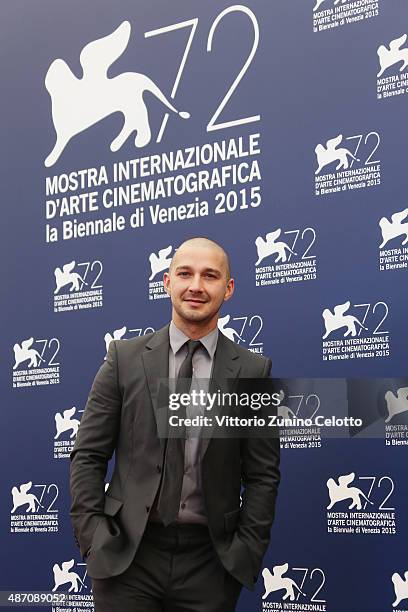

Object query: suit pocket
[104,494,123,517]
[224,508,240,533]
[87,496,124,558]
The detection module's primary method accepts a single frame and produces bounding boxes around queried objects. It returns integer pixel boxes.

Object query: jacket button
[146,506,150,513]
[157,465,162,473]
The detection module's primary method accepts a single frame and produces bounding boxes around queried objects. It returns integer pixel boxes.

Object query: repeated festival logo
[392,570,408,609]
[260,562,327,611]
[313,0,379,33]
[54,407,83,460]
[314,131,381,196]
[10,481,60,534]
[321,299,390,361]
[384,386,408,447]
[103,324,155,357]
[12,336,61,388]
[254,227,317,286]
[377,35,408,100]
[218,313,264,354]
[378,208,408,272]
[148,245,174,301]
[53,260,103,312]
[326,471,397,536]
[50,558,91,604]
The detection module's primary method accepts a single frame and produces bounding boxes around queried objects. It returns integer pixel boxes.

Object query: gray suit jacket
[69,323,280,590]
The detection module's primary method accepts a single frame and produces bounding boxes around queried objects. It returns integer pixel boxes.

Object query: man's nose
[188,274,203,292]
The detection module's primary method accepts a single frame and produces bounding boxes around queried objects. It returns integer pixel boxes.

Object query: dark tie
[156,339,202,526]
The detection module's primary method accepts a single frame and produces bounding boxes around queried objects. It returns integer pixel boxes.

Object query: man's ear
[223,278,234,302]
[163,272,171,295]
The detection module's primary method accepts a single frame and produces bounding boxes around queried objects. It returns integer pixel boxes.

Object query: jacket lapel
[141,323,170,455]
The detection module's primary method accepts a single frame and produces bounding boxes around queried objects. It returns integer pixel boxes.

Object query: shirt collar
[169,320,219,359]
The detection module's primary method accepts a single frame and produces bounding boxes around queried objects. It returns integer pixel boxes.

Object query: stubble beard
[175,296,223,326]
[177,303,212,323]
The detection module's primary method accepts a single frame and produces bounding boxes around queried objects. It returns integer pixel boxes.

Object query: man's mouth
[184,298,206,304]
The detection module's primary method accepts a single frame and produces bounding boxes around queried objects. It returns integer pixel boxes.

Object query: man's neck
[171,316,218,340]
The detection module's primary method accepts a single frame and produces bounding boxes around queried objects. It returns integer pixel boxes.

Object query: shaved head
[169,237,231,280]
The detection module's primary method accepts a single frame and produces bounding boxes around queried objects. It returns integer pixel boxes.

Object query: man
[70,237,280,611]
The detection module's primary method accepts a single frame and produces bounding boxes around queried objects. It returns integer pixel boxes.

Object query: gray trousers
[91,522,243,612]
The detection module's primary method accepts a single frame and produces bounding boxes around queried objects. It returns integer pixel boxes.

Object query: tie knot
[185,339,202,356]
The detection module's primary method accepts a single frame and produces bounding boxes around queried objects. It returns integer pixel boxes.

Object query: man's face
[163,245,234,326]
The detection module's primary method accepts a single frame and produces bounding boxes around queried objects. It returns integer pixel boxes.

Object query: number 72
[144,5,260,142]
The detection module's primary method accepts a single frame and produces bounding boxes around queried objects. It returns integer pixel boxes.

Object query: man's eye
[179,271,189,276]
